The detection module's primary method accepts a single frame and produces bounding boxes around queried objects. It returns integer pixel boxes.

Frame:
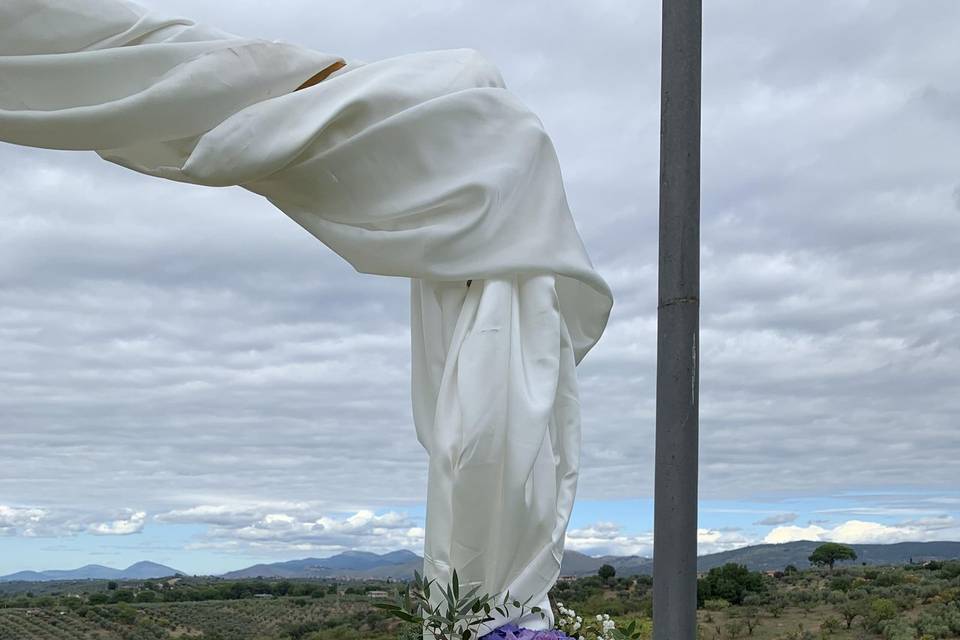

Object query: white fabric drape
[0,0,612,631]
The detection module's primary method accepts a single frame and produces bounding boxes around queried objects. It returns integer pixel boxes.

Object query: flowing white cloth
[0,0,612,630]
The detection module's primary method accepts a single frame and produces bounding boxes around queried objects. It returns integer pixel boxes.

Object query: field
[0,591,398,640]
[0,560,958,639]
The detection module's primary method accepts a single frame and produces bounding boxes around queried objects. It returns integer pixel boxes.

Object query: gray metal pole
[652,0,701,637]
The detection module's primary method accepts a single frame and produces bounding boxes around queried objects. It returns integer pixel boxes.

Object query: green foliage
[864,597,899,632]
[820,615,841,634]
[703,598,730,611]
[723,618,745,639]
[598,564,616,583]
[837,598,863,629]
[113,601,137,624]
[373,569,544,640]
[1,560,958,640]
[916,601,960,637]
[110,588,135,602]
[828,574,853,592]
[697,563,765,607]
[880,616,915,640]
[135,589,157,602]
[808,543,857,570]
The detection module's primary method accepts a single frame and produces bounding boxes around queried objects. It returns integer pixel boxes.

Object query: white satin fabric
[0,0,612,631]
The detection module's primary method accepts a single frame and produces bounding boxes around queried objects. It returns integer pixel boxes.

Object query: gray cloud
[753,513,798,526]
[0,504,145,537]
[162,506,424,555]
[1,0,959,559]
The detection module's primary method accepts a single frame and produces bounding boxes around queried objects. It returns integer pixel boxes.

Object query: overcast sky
[2,0,959,576]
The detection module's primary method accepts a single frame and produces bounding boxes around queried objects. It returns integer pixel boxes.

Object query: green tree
[697,563,765,607]
[864,597,898,632]
[837,599,862,629]
[724,619,745,639]
[820,616,841,635]
[808,543,857,570]
[111,589,135,603]
[114,602,137,624]
[135,589,157,602]
[598,564,616,583]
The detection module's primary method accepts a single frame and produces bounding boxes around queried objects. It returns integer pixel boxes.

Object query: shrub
[864,598,898,633]
[881,617,915,640]
[703,599,730,611]
[697,564,765,607]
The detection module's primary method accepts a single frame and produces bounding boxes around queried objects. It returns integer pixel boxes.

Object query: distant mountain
[694,540,960,573]
[4,541,957,584]
[220,541,959,580]
[0,561,183,583]
[220,550,422,580]
[557,550,603,576]
[558,540,960,577]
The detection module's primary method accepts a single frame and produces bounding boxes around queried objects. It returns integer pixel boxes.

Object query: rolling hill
[0,561,183,583]
[3,541,958,583]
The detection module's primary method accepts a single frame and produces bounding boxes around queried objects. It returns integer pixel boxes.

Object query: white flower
[596,614,603,621]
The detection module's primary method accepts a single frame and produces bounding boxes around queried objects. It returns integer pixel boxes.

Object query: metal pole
[652,0,701,637]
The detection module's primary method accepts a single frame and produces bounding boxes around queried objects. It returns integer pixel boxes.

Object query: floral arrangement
[375,570,545,640]
[379,571,645,640]
[553,602,645,640]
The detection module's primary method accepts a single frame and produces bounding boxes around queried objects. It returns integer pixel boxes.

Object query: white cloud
[763,524,829,544]
[764,517,960,545]
[157,504,424,554]
[0,505,50,537]
[565,522,753,557]
[88,511,147,536]
[697,528,756,556]
[566,521,653,557]
[0,504,146,537]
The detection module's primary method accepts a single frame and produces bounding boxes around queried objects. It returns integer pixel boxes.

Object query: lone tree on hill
[809,542,857,570]
[598,564,616,582]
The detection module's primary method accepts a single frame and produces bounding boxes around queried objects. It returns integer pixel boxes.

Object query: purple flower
[479,624,576,640]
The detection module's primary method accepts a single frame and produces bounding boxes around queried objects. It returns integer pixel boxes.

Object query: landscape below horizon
[3,540,958,583]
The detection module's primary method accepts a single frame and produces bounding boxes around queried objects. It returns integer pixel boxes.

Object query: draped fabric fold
[0,0,612,631]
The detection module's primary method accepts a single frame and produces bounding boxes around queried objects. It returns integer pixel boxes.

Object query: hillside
[0,561,182,583]
[219,550,422,580]
[3,541,958,583]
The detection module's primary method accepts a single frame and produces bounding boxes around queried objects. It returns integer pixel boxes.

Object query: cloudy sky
[2,0,959,576]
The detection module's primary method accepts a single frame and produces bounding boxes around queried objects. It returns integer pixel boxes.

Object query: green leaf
[452,570,460,600]
[463,584,481,601]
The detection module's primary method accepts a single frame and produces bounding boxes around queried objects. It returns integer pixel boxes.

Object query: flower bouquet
[380,570,647,640]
